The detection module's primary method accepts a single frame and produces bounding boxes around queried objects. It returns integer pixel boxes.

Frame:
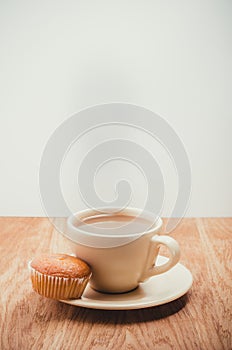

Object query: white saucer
[60,256,193,310]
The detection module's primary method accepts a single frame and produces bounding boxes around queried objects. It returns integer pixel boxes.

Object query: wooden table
[0,218,231,350]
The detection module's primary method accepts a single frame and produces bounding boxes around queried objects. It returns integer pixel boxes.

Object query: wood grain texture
[0,218,231,350]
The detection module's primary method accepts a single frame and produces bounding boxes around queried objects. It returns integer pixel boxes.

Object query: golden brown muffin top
[31,254,91,278]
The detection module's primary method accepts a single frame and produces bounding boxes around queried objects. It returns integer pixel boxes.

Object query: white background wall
[0,0,231,217]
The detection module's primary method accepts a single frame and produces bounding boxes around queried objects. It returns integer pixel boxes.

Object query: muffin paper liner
[28,261,91,300]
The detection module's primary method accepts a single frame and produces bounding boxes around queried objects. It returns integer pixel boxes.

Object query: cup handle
[140,235,180,281]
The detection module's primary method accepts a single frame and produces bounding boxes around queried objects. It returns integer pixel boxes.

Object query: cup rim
[67,207,163,239]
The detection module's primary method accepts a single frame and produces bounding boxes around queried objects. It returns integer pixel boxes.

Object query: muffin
[29,254,91,300]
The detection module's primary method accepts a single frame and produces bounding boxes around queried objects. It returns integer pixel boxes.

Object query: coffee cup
[63,207,180,293]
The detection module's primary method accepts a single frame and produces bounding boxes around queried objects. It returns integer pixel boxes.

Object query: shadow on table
[45,293,189,324]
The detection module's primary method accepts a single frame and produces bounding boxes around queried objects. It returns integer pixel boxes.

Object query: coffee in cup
[63,207,180,293]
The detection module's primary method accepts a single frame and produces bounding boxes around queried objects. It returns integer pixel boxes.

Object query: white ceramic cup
[64,208,180,293]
